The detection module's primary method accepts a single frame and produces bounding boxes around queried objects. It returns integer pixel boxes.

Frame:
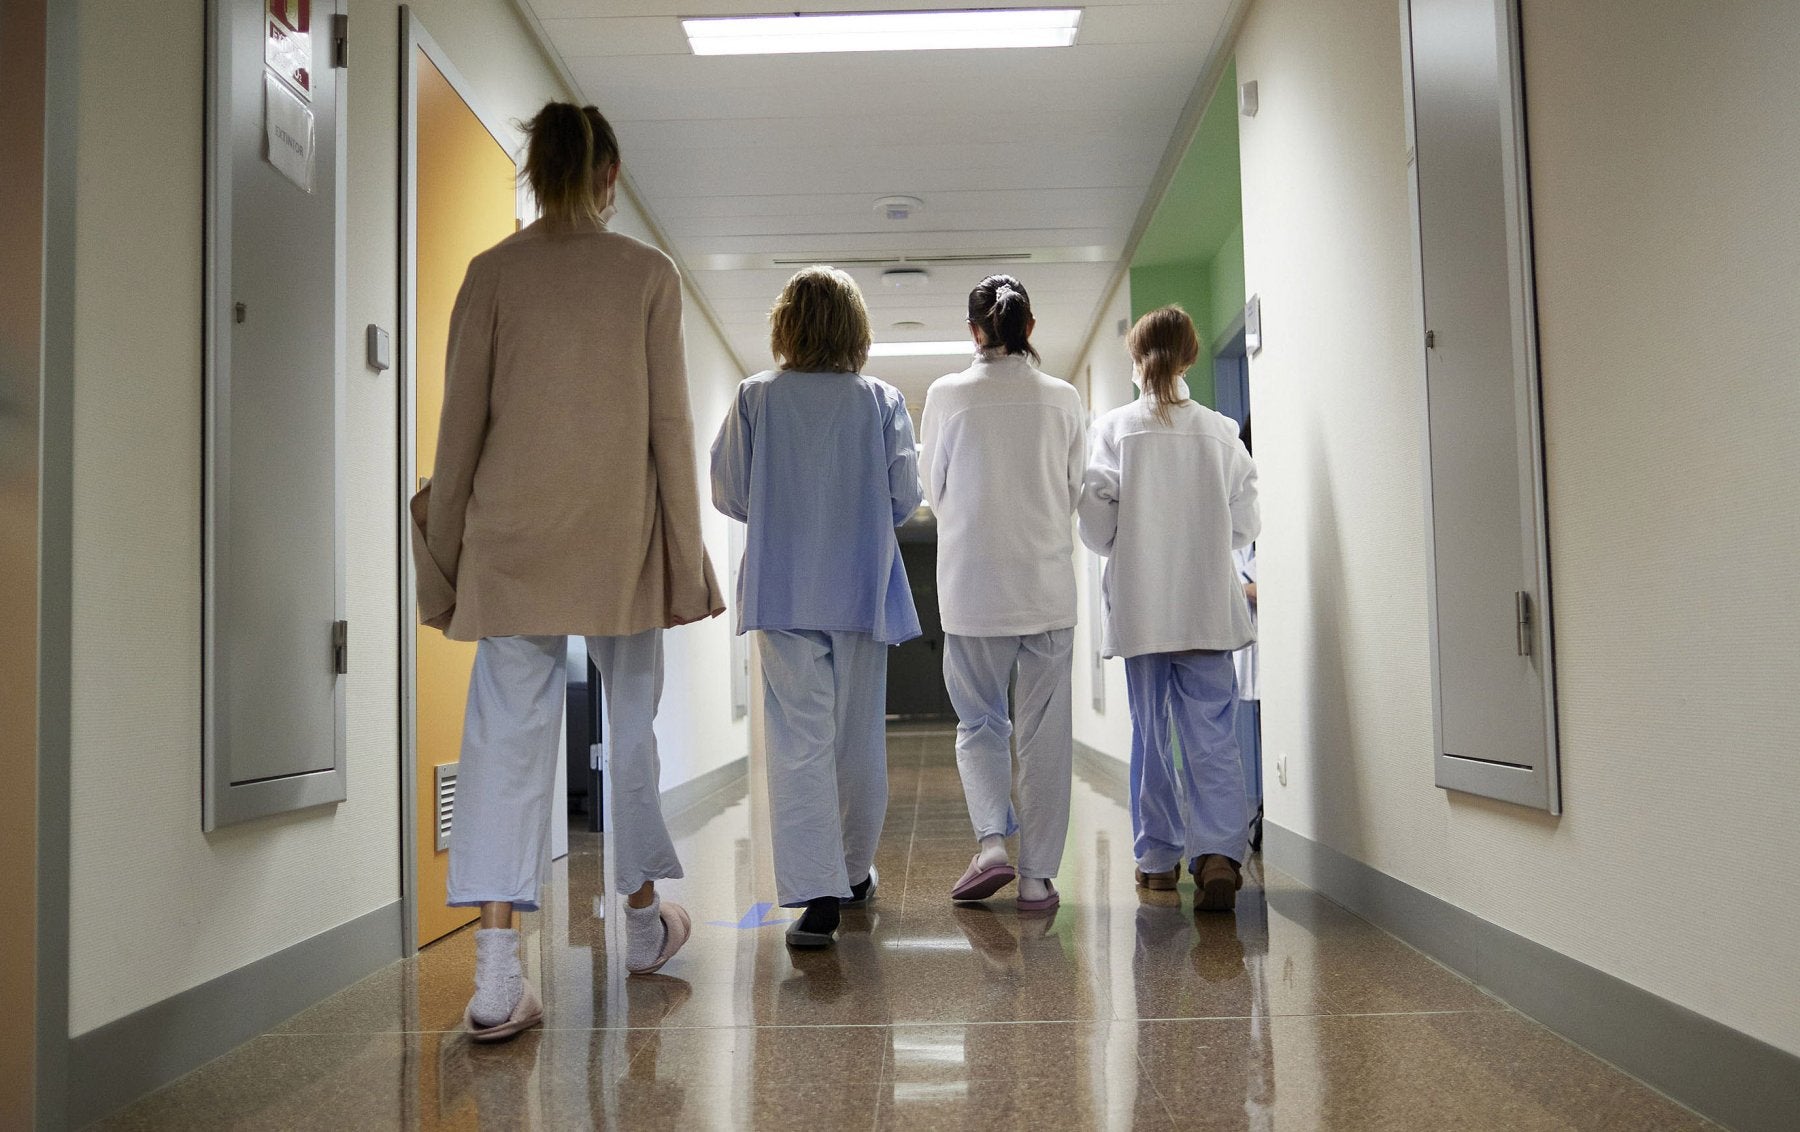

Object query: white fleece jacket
[920,351,1085,637]
[1078,380,1259,659]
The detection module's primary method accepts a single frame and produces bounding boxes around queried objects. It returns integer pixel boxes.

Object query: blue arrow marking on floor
[708,901,792,929]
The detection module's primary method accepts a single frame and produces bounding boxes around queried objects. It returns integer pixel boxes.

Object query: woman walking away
[1232,415,1263,852]
[413,101,725,1042]
[710,266,922,949]
[1077,306,1259,912]
[919,275,1084,913]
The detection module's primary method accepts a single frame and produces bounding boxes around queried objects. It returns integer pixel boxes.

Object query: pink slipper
[951,855,1018,902]
[1016,880,1060,914]
[463,977,543,1043]
[628,899,692,975]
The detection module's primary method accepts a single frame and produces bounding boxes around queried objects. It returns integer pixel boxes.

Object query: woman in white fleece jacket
[920,275,1085,913]
[1078,305,1259,913]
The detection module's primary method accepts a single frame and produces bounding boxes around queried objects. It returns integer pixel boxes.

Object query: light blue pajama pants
[755,629,888,908]
[446,630,683,911]
[943,630,1074,880]
[1124,649,1249,872]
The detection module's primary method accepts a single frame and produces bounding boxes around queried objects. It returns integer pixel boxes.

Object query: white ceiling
[521,0,1236,408]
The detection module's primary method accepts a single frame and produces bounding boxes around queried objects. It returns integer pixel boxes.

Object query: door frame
[397,9,523,956]
[17,0,79,1122]
[1211,312,1250,428]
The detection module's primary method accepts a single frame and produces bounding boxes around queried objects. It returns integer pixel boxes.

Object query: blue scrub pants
[756,629,889,907]
[447,631,683,911]
[1124,649,1250,872]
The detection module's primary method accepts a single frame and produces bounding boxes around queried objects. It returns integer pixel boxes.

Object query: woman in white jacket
[1077,306,1259,912]
[920,275,1085,912]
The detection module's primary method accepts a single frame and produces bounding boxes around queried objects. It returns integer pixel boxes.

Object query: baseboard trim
[67,900,402,1128]
[1072,739,1129,799]
[663,754,748,820]
[1263,823,1800,1132]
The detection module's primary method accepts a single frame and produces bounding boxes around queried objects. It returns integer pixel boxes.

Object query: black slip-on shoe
[785,897,839,949]
[841,865,879,907]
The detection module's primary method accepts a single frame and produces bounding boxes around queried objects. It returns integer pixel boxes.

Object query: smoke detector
[881,267,931,290]
[874,195,924,222]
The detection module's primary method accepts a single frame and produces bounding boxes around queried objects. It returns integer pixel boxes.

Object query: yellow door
[413,49,518,947]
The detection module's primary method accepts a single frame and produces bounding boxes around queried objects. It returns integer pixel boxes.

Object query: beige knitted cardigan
[412,220,724,640]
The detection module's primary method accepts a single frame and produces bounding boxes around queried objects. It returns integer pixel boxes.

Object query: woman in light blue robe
[710,266,922,948]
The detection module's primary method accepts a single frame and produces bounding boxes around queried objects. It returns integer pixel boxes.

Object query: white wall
[1237,0,1800,1056]
[624,232,752,791]
[66,0,744,1035]
[1070,284,1137,763]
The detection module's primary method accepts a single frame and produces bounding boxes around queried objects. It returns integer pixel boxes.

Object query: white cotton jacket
[920,351,1085,637]
[1078,380,1259,659]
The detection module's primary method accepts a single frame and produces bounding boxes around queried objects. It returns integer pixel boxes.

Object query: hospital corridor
[4,0,1797,1130]
[89,729,1714,1130]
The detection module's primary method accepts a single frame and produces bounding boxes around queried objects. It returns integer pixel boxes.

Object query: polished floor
[99,728,1711,1130]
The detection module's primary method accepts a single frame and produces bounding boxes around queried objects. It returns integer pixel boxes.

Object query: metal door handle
[1515,591,1532,657]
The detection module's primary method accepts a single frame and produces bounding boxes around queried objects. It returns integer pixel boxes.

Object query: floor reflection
[99,728,1713,1131]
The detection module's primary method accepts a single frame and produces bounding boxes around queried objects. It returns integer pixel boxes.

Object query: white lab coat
[1078,380,1259,659]
[920,351,1085,637]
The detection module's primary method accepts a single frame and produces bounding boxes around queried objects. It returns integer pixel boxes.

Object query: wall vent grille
[434,762,458,852]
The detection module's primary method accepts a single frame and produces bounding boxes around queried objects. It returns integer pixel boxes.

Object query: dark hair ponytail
[1127,306,1201,424]
[967,274,1040,363]
[522,101,621,225]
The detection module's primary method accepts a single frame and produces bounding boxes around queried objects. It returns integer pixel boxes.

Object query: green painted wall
[1136,60,1242,270]
[1125,59,1246,408]
[1208,222,1245,348]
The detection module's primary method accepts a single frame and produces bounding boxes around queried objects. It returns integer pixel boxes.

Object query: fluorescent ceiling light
[683,9,1082,56]
[868,340,975,357]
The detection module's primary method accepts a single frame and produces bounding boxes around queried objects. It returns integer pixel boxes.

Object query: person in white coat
[920,275,1085,913]
[1232,415,1263,851]
[1234,540,1262,848]
[1078,305,1259,912]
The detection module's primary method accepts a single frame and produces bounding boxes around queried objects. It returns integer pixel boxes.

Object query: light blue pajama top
[710,369,923,645]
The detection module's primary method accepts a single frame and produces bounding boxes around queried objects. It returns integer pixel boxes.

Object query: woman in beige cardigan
[412,101,723,1042]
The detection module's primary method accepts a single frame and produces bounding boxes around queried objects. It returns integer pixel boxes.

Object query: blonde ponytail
[1127,306,1201,424]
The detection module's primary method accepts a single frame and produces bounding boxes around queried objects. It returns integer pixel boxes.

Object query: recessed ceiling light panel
[683,9,1083,56]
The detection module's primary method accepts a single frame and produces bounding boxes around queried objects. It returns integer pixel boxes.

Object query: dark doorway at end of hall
[889,507,956,722]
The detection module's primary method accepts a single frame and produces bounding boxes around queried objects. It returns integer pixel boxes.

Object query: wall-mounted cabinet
[203,0,348,829]
[1401,0,1560,812]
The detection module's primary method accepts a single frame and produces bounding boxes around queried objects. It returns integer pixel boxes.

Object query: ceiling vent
[691,246,1110,272]
[882,267,931,289]
[768,251,1036,268]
